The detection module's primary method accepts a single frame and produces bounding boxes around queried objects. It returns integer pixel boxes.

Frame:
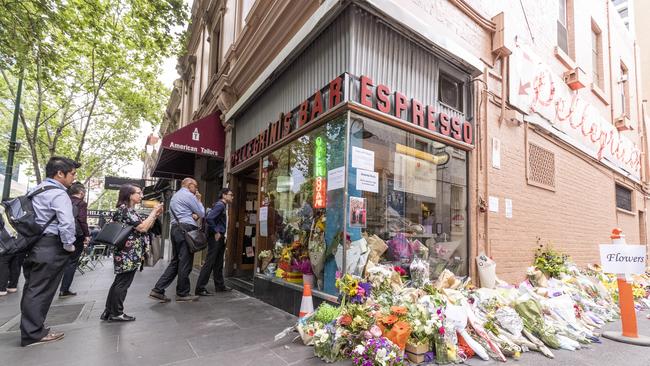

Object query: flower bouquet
[351,337,405,366]
[258,250,273,272]
[308,215,326,286]
[404,303,438,363]
[336,273,372,305]
[377,305,412,350]
[314,323,346,363]
[292,258,314,286]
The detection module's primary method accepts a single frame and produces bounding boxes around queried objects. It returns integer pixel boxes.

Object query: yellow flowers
[335,273,360,297]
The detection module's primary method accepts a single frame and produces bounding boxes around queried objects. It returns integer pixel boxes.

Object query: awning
[142,179,172,200]
[152,113,225,179]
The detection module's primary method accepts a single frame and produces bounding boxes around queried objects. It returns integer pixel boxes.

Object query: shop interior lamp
[432,151,450,165]
[351,119,375,140]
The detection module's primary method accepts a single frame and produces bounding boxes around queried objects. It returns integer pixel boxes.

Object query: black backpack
[0,185,62,256]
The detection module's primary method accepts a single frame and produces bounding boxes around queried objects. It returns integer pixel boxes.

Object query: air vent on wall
[527,143,555,191]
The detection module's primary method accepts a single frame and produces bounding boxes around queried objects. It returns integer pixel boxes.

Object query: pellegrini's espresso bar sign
[231,73,473,167]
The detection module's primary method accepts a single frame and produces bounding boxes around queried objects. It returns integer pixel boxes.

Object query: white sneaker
[7,288,17,293]
[0,291,7,296]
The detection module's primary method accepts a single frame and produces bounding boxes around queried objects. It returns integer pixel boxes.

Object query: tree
[0,0,188,184]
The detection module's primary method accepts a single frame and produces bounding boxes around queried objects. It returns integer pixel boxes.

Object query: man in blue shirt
[150,178,204,302]
[20,156,80,347]
[195,188,233,296]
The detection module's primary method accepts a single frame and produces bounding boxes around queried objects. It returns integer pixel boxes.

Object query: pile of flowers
[351,337,405,366]
[292,243,650,365]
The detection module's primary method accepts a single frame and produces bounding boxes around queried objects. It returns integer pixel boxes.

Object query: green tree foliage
[0,0,188,184]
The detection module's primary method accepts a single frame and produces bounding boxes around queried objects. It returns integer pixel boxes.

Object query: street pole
[3,75,24,200]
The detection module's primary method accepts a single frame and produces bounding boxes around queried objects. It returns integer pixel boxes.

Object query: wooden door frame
[225,163,260,276]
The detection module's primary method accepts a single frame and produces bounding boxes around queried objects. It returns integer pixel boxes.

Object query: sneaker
[0,291,7,296]
[23,331,64,347]
[148,290,171,303]
[7,288,17,293]
[215,286,232,292]
[59,291,77,298]
[175,295,199,302]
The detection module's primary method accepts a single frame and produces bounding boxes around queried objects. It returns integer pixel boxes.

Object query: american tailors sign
[161,113,225,158]
[509,39,641,180]
[231,74,473,167]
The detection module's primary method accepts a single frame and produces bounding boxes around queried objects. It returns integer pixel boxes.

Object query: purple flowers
[352,337,405,366]
[291,258,313,275]
[350,282,373,304]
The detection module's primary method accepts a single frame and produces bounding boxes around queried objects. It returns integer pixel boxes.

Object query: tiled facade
[151,0,649,284]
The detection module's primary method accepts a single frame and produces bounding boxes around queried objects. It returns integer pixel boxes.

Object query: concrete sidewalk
[0,258,332,366]
[1,258,650,365]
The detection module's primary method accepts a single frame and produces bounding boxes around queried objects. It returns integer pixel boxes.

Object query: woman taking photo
[101,184,163,322]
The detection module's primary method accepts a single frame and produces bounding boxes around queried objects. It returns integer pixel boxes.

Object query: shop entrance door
[231,164,259,286]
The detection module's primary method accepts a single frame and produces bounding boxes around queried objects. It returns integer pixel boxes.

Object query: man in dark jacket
[195,188,233,296]
[59,182,90,298]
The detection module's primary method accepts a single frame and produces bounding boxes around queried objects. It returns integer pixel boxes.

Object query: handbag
[94,221,133,250]
[170,209,208,253]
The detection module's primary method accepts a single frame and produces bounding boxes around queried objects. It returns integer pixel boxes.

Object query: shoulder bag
[170,209,208,253]
[94,221,133,251]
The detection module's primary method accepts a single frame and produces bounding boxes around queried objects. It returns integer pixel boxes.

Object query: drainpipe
[606,0,615,126]
[633,41,648,184]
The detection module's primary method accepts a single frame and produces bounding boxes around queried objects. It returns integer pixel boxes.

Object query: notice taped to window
[599,244,646,274]
[393,152,436,197]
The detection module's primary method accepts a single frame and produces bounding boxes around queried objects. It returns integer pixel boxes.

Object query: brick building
[145,0,649,309]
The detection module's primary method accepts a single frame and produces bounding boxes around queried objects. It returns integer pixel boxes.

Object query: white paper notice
[245,226,252,236]
[505,199,512,219]
[492,138,501,169]
[260,221,268,237]
[351,146,374,171]
[251,237,256,247]
[254,200,258,210]
[489,196,499,213]
[259,207,268,221]
[599,244,646,274]
[356,169,379,193]
[249,214,257,224]
[327,166,345,191]
[245,201,253,211]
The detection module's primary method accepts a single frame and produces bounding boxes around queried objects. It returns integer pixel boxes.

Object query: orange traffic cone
[602,228,650,346]
[299,283,314,318]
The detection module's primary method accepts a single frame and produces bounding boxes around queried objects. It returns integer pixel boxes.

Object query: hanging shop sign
[509,39,641,180]
[232,72,474,168]
[104,176,146,190]
[313,136,327,208]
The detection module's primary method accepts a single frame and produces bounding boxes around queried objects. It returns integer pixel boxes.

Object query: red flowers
[339,314,353,326]
[393,266,407,276]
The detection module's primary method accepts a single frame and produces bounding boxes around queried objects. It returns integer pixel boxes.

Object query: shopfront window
[346,114,468,280]
[259,116,346,295]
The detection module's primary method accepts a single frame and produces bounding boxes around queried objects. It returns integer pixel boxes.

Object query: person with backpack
[59,182,90,298]
[19,156,80,347]
[195,188,233,296]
